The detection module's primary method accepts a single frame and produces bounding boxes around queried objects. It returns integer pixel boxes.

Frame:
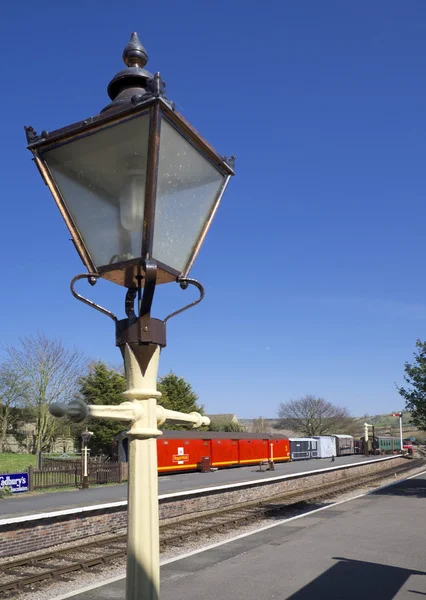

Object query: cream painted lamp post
[25,33,234,600]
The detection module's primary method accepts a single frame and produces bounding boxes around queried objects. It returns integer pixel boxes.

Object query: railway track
[0,458,423,596]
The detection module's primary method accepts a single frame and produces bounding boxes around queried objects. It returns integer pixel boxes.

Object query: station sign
[0,472,29,494]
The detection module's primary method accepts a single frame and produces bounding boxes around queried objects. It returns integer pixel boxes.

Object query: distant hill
[239,412,424,441]
[352,411,421,439]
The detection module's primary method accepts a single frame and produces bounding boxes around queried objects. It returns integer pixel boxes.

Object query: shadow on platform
[285,557,425,599]
[371,477,426,498]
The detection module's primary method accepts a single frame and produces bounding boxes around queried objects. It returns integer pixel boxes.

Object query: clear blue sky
[1,1,426,418]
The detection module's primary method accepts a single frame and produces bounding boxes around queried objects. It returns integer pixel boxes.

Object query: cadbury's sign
[0,472,29,493]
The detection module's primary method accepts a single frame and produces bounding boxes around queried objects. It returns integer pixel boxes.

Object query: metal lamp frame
[25,32,234,352]
[26,96,233,289]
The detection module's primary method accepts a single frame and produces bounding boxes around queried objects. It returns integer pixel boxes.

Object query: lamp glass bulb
[119,170,145,232]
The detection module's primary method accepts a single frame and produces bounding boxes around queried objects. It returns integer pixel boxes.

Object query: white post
[83,446,88,477]
[123,343,163,600]
[81,441,89,489]
[364,422,368,457]
[49,343,210,600]
[399,413,403,452]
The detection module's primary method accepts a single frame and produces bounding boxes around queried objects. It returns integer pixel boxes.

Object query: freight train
[113,431,401,474]
[114,431,291,472]
[288,434,355,460]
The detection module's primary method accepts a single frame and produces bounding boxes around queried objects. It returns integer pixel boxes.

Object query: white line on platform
[0,500,128,526]
[50,467,426,600]
[0,455,397,527]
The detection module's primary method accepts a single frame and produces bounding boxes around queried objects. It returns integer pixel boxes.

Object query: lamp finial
[123,32,148,68]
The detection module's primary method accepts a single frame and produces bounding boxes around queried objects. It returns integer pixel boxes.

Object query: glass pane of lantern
[40,113,150,268]
[153,118,226,273]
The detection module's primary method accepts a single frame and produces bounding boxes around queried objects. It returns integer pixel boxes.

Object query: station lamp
[26,32,234,600]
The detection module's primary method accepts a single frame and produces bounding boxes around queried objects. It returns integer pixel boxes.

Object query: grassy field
[0,453,37,474]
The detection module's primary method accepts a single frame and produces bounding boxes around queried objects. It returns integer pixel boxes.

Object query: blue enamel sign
[0,472,29,493]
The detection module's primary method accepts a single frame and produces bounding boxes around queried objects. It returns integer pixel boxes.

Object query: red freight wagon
[114,431,290,473]
[270,437,290,462]
[157,436,206,472]
[239,438,269,464]
[210,438,239,468]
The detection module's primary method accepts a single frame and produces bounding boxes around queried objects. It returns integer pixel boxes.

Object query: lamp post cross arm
[50,343,210,431]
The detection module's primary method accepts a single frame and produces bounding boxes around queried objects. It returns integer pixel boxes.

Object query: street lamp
[81,429,93,489]
[26,33,234,600]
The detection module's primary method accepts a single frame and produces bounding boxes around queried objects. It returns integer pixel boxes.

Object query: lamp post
[26,33,234,600]
[364,422,373,456]
[81,429,93,489]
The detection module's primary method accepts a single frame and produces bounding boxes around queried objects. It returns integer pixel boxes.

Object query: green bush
[0,486,12,499]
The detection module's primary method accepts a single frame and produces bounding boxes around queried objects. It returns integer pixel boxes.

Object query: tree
[277,395,354,436]
[4,333,87,454]
[251,416,270,433]
[0,362,29,451]
[158,372,204,430]
[209,419,245,432]
[79,361,126,455]
[398,339,426,430]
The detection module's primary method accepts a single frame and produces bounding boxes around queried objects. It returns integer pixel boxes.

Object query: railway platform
[1,454,377,519]
[56,469,426,600]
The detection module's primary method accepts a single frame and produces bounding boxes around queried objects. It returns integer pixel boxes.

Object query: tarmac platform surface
[62,469,426,600]
[1,454,380,519]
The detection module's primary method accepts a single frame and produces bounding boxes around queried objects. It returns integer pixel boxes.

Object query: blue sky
[1,1,426,418]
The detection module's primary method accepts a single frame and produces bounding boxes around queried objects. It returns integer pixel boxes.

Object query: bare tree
[251,416,270,433]
[277,395,354,436]
[0,362,28,451]
[4,333,87,454]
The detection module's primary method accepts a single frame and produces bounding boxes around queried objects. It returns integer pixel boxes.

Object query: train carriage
[289,438,318,460]
[358,435,402,455]
[334,434,354,456]
[114,431,290,473]
[157,435,206,472]
[312,436,336,458]
[209,437,239,468]
[374,436,401,454]
[353,439,365,454]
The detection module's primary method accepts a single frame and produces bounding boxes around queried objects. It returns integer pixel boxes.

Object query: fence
[27,461,128,491]
[41,455,110,470]
[28,465,79,490]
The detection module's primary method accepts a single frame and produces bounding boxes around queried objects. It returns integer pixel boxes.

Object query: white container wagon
[312,436,337,458]
[289,438,319,460]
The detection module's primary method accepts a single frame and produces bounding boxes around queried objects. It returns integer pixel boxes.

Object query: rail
[0,458,423,594]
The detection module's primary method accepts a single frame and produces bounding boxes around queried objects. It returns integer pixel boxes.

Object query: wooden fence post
[28,465,34,492]
[119,461,123,483]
